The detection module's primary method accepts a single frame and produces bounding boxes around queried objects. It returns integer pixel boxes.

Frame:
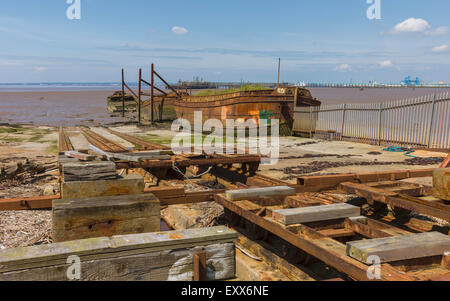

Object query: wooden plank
[53,194,160,242]
[64,151,96,162]
[346,232,450,264]
[109,151,171,162]
[0,227,237,281]
[62,162,117,182]
[225,186,296,201]
[318,228,355,238]
[272,203,360,225]
[193,252,207,281]
[433,168,450,201]
[440,153,450,168]
[0,195,59,210]
[61,175,144,199]
[296,169,435,191]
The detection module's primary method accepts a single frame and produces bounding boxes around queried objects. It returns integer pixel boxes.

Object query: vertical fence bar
[121,68,125,118]
[427,94,437,148]
[340,104,346,140]
[138,68,142,125]
[151,63,155,124]
[377,103,383,145]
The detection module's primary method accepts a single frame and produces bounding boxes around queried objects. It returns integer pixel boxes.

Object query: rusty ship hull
[173,87,320,133]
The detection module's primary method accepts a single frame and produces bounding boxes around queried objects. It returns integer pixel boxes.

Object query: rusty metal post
[121,69,125,118]
[151,63,155,124]
[193,251,207,281]
[427,94,437,148]
[340,104,347,141]
[138,68,142,124]
[377,103,383,145]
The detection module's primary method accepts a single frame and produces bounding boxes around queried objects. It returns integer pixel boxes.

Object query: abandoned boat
[172,87,321,134]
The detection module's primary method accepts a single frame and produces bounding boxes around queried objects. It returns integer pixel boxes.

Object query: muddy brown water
[1,88,449,126]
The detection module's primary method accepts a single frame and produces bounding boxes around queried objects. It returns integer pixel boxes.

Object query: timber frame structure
[122,64,182,124]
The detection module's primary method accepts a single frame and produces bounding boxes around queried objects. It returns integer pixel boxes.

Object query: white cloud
[34,67,48,72]
[390,18,430,34]
[172,26,188,35]
[390,18,448,36]
[379,60,393,68]
[335,64,351,72]
[432,45,449,53]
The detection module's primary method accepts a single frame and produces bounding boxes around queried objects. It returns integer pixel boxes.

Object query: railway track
[58,127,74,153]
[104,127,171,150]
[79,127,129,153]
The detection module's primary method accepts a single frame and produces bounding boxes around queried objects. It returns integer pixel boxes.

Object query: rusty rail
[80,127,129,153]
[58,127,74,153]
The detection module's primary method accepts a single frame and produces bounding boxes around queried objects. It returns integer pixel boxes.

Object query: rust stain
[169,233,184,240]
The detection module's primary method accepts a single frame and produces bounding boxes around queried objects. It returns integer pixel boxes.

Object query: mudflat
[0,90,125,127]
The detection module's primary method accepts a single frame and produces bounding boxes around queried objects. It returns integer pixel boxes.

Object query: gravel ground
[0,210,52,249]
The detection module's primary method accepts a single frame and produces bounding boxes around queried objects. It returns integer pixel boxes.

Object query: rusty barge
[172,87,321,131]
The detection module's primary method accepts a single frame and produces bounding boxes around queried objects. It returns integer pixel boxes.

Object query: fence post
[340,104,347,141]
[427,94,437,148]
[121,69,125,118]
[138,68,142,125]
[151,63,155,124]
[309,106,313,138]
[377,103,383,145]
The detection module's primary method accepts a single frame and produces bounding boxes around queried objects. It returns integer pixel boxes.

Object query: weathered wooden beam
[0,195,59,210]
[62,162,117,182]
[0,187,223,211]
[433,168,450,201]
[64,151,96,162]
[53,194,160,242]
[340,182,450,222]
[108,151,171,162]
[297,169,435,192]
[272,203,360,225]
[61,175,144,199]
[0,226,237,281]
[346,232,450,264]
[225,186,296,201]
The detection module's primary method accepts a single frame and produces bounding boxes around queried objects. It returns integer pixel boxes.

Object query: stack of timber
[0,227,237,281]
[56,161,158,242]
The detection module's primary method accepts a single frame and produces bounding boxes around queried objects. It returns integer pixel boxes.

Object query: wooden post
[193,251,207,281]
[277,58,281,89]
[340,104,347,141]
[121,69,125,118]
[309,106,313,138]
[427,94,437,148]
[151,63,155,124]
[377,103,383,145]
[138,68,142,124]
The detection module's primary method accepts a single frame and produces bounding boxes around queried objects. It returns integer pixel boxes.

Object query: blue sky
[0,0,449,83]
